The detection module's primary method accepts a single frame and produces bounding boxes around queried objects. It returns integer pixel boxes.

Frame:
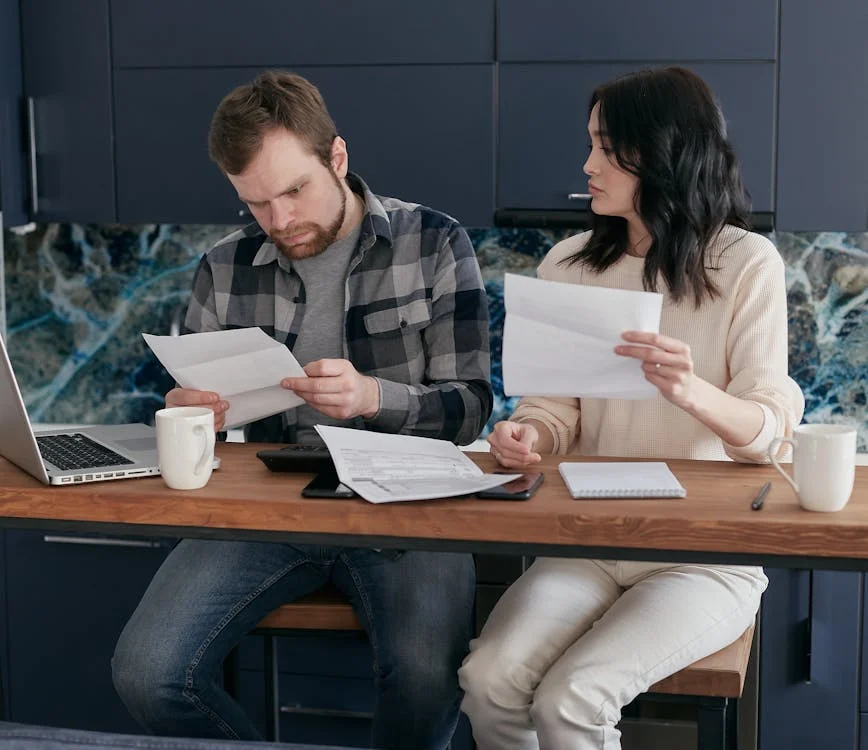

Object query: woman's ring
[655,362,662,370]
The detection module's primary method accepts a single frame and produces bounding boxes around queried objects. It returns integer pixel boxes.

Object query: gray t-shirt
[291,221,362,444]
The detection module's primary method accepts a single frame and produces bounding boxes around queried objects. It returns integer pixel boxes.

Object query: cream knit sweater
[510,226,805,463]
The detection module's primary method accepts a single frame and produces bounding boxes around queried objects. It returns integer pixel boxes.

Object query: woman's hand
[615,331,696,410]
[487,421,542,468]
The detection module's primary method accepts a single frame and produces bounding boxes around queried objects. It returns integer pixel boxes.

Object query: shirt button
[293,296,301,304]
[400,319,407,328]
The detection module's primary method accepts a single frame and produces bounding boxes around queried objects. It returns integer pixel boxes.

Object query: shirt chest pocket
[363,298,432,337]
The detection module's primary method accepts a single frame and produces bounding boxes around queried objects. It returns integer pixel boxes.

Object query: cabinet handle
[279,705,374,720]
[42,535,163,549]
[26,97,39,215]
[802,569,813,684]
[567,193,591,200]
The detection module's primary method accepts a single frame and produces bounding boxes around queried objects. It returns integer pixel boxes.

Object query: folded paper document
[143,328,305,429]
[502,273,663,399]
[315,425,517,504]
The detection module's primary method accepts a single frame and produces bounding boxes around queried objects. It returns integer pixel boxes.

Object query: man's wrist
[360,376,381,419]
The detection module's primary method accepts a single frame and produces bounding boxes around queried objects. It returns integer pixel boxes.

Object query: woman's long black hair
[564,66,751,307]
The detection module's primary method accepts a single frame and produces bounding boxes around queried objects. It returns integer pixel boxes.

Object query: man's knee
[112,628,187,718]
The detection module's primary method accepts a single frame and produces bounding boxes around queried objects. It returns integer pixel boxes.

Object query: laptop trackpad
[114,437,157,454]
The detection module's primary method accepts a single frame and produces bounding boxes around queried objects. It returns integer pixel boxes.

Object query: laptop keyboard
[36,433,134,471]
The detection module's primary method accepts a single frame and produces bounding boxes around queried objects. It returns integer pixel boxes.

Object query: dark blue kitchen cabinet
[758,569,862,750]
[18,0,115,223]
[111,0,495,68]
[0,0,27,228]
[113,65,495,226]
[498,0,777,62]
[776,0,868,230]
[3,530,171,732]
[498,62,776,214]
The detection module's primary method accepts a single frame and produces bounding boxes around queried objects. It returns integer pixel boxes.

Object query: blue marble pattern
[3,224,866,450]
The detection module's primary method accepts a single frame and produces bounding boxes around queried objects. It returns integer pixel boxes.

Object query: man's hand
[165,388,230,432]
[281,359,380,420]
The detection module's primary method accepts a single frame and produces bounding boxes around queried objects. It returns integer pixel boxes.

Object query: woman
[458,66,804,749]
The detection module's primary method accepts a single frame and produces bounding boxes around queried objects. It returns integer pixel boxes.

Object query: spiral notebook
[558,461,686,499]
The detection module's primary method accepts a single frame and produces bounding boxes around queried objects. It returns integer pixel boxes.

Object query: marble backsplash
[3,224,866,450]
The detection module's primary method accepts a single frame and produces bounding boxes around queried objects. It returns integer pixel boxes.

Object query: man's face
[228,128,347,260]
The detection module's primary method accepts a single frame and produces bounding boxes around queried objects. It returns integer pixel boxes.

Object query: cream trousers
[459,558,767,750]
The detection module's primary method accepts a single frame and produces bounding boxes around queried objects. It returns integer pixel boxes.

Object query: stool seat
[650,623,754,699]
[254,586,362,632]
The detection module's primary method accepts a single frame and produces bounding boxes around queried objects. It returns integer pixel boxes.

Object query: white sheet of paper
[143,328,306,429]
[315,425,518,503]
[502,273,663,399]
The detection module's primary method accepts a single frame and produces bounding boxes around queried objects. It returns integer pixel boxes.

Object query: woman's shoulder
[537,231,592,279]
[713,225,783,273]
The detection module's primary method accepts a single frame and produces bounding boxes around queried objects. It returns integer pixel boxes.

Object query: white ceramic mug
[767,424,857,512]
[155,406,216,490]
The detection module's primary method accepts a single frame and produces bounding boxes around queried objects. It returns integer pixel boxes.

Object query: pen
[751,481,771,511]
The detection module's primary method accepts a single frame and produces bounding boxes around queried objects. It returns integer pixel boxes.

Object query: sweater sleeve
[722,246,805,462]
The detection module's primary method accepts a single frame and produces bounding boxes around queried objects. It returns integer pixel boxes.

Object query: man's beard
[272,170,347,260]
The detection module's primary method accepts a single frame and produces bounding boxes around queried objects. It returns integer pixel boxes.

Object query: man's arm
[366,224,493,445]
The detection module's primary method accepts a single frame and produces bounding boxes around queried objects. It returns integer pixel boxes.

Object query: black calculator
[256,444,334,474]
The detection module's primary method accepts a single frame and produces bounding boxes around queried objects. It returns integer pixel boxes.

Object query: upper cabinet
[0,0,27,227]
[776,0,868,231]
[111,0,495,226]
[495,0,777,225]
[19,0,115,223]
[497,0,777,62]
[10,0,867,230]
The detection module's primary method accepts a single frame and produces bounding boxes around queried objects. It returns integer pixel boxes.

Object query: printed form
[316,426,517,503]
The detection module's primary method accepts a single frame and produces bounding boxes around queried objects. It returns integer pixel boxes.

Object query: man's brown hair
[208,70,338,175]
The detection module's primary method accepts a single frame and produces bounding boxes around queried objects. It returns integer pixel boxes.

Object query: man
[112,70,492,749]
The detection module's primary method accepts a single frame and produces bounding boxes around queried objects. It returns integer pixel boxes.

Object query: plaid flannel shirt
[183,173,492,445]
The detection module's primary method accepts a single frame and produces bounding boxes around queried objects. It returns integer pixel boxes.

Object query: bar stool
[234,587,753,750]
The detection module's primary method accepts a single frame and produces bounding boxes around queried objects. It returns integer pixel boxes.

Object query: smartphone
[301,470,357,499]
[476,472,544,500]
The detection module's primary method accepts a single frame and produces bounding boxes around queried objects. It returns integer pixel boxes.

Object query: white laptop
[0,334,162,485]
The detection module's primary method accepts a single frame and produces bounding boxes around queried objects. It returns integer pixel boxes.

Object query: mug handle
[193,424,210,477]
[768,437,798,495]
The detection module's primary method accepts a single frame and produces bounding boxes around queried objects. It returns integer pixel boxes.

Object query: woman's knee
[459,645,534,718]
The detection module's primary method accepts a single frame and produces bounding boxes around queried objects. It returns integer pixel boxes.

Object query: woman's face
[583,103,641,226]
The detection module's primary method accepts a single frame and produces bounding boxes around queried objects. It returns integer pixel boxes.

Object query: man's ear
[331,136,349,178]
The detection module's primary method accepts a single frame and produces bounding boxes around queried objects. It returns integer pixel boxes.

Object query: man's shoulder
[205,223,269,265]
[378,195,462,235]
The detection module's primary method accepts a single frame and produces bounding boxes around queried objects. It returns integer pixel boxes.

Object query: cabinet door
[0,0,27,228]
[19,0,115,222]
[758,569,861,750]
[498,0,777,62]
[112,0,494,67]
[114,66,494,226]
[498,63,775,214]
[5,531,171,732]
[776,0,868,230]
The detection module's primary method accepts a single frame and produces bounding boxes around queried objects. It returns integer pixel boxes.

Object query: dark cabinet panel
[0,0,27,227]
[776,0,868,230]
[114,65,494,226]
[498,62,774,213]
[758,569,861,750]
[19,0,115,222]
[862,575,868,712]
[498,0,777,62]
[112,0,495,67]
[5,531,170,732]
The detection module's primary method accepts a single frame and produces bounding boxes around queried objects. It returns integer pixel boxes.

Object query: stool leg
[263,634,280,742]
[697,696,732,750]
[223,646,240,698]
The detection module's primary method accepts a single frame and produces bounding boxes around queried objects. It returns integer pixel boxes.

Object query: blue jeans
[111,540,475,750]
